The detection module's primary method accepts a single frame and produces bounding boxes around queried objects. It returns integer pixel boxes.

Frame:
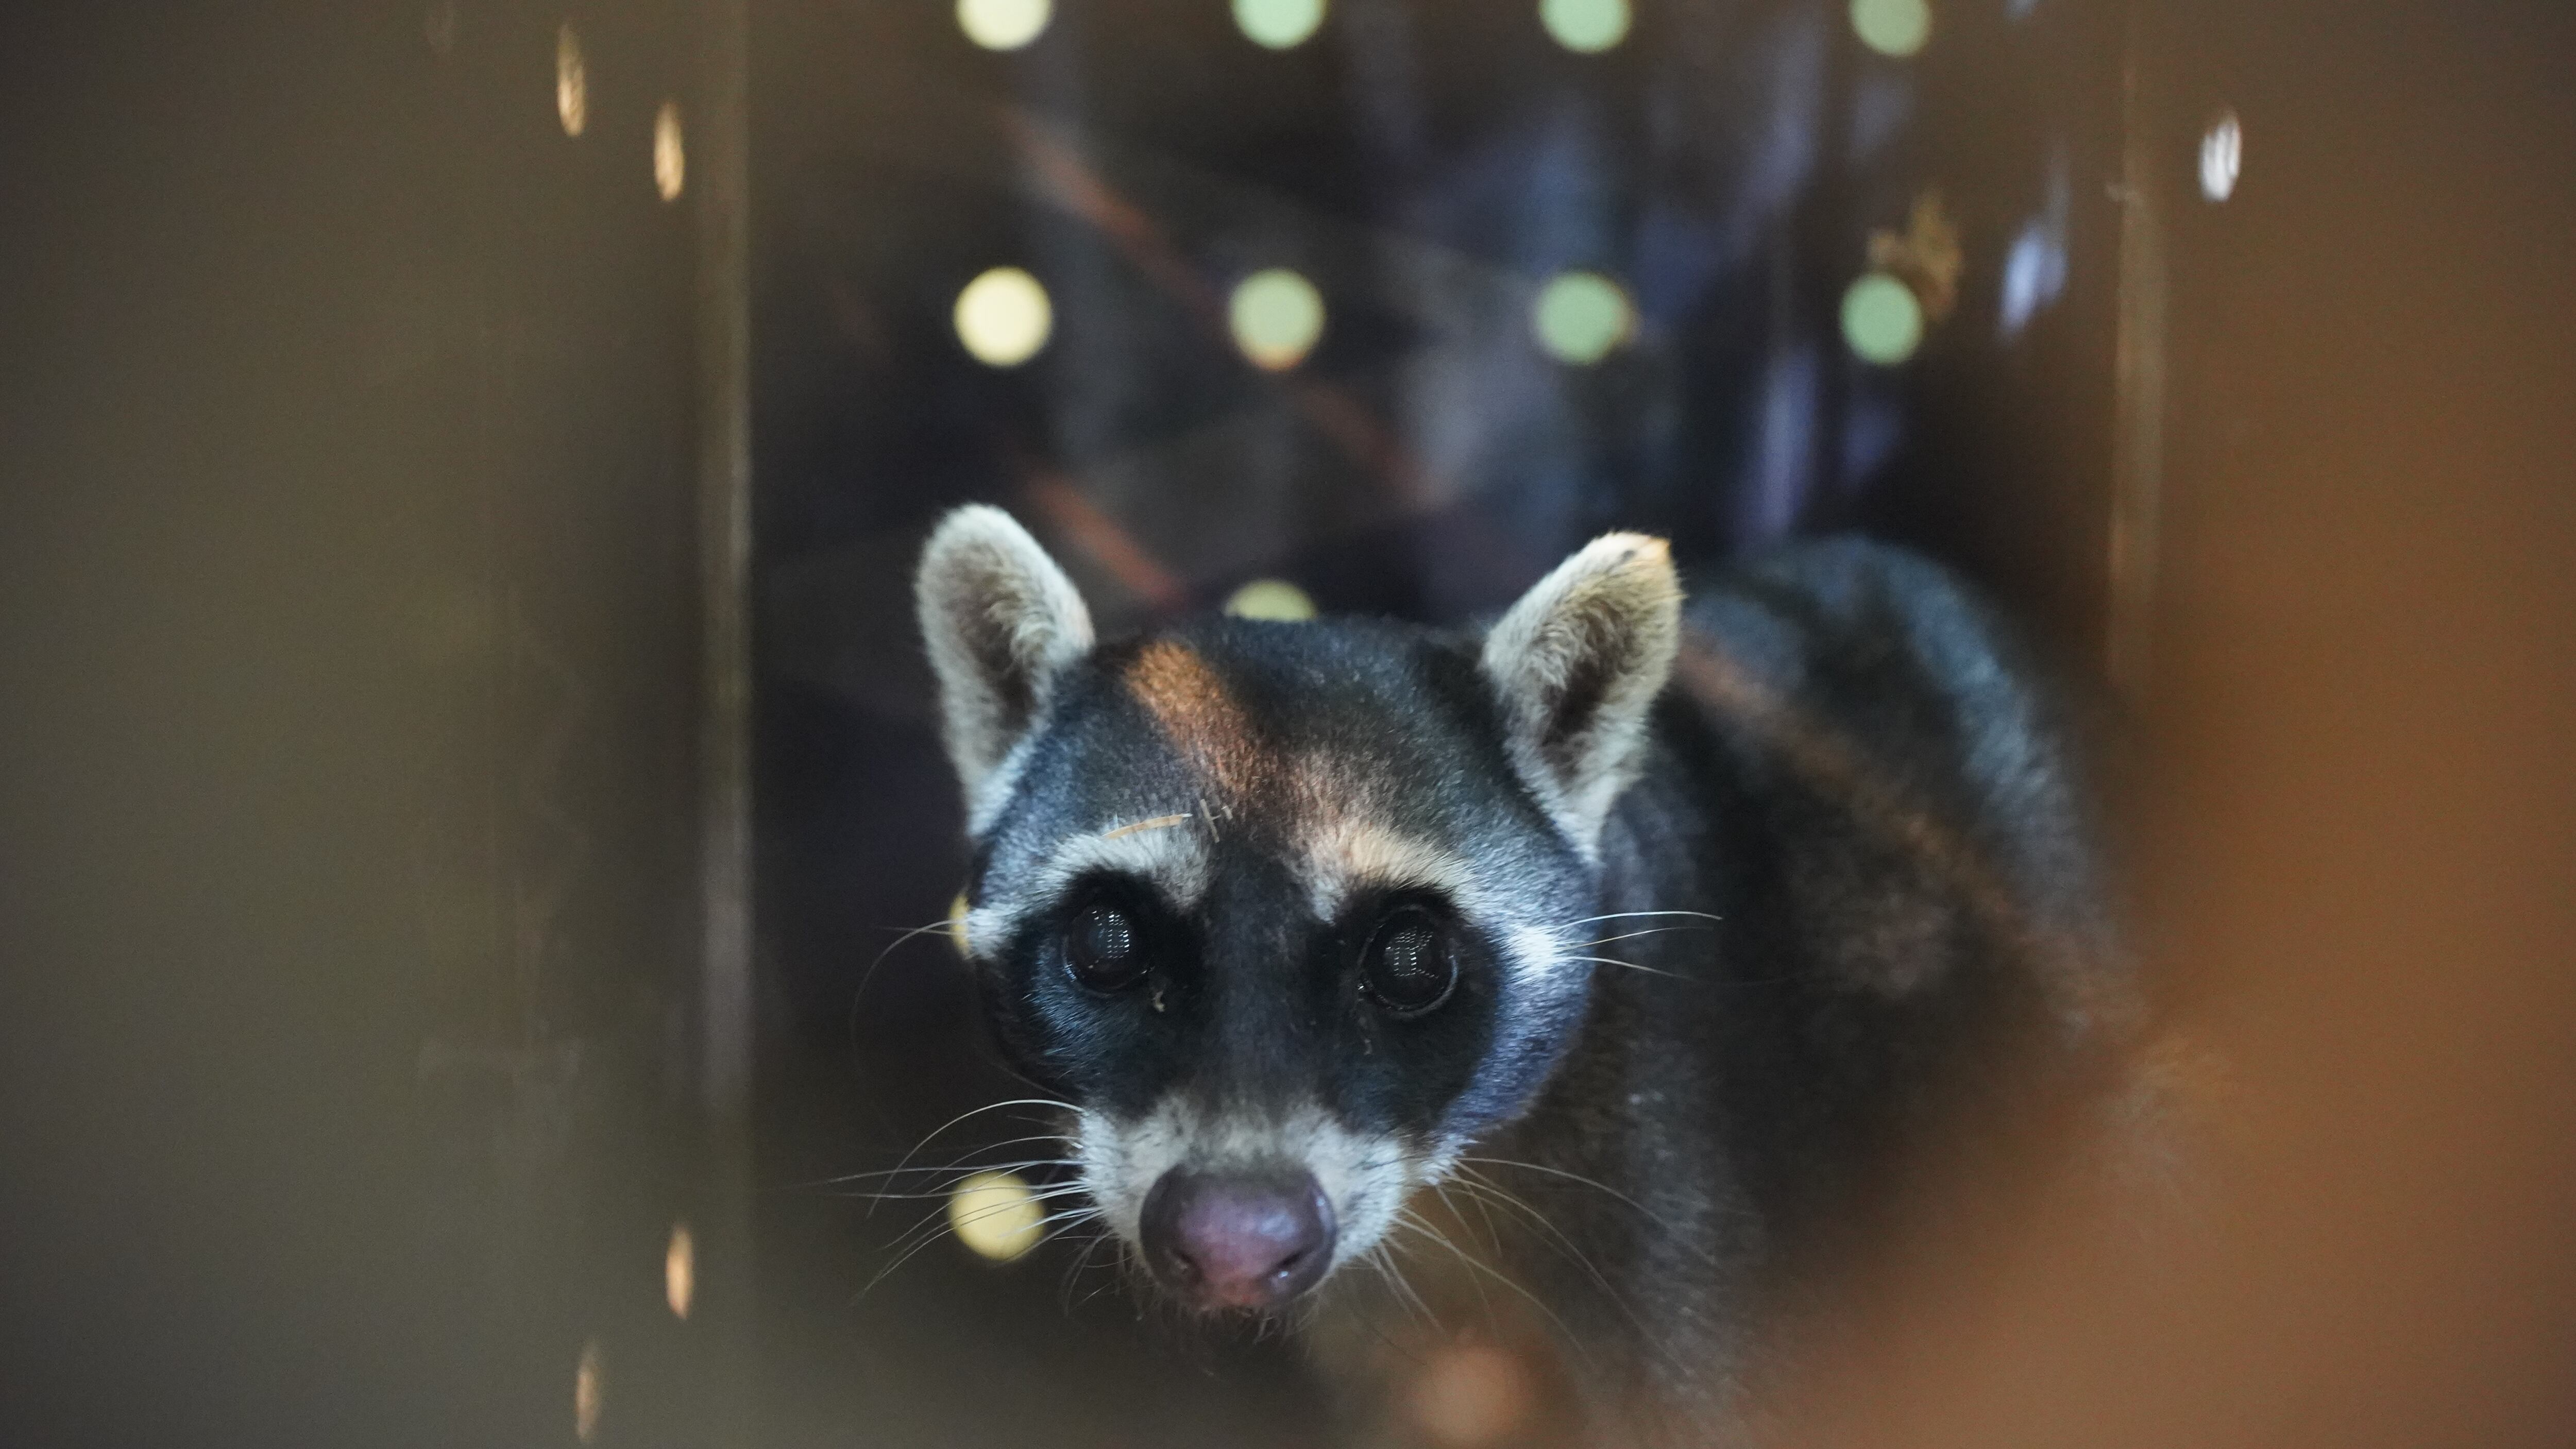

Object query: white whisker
[1393,1207,1589,1366]
[1555,909,1725,928]
[868,1098,1078,1221]
[1560,953,1694,981]
[1572,923,1718,949]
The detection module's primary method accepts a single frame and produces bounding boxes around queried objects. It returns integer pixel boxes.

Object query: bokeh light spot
[1851,0,1932,57]
[1234,0,1327,49]
[957,0,1052,50]
[1841,271,1925,365]
[955,267,1053,367]
[573,1340,605,1443]
[1224,579,1317,621]
[948,1170,1045,1261]
[555,23,587,137]
[1540,0,1631,53]
[653,101,685,201]
[1410,1343,1536,1446]
[664,1223,694,1320]
[2201,108,2243,202]
[1229,268,1326,371]
[1532,271,1635,365]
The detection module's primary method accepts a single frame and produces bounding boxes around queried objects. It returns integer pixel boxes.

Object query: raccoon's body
[913,507,2122,1447]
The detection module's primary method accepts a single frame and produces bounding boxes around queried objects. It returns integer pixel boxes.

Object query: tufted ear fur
[1481,532,1683,856]
[916,505,1095,830]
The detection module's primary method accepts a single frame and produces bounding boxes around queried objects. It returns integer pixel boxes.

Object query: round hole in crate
[555,23,586,136]
[1540,0,1630,53]
[958,0,1052,50]
[948,1170,1045,1261]
[1852,0,1932,58]
[1841,271,1925,365]
[653,101,685,201]
[1229,268,1326,371]
[1533,271,1635,365]
[955,267,1053,367]
[1235,0,1327,49]
[1225,579,1317,621]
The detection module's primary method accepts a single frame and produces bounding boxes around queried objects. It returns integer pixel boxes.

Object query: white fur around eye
[1299,821,1477,924]
[1296,819,1577,990]
[967,817,1213,956]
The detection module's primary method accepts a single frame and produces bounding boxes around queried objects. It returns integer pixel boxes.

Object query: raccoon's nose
[1139,1167,1336,1311]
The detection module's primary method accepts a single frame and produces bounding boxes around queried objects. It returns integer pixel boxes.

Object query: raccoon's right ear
[1481,532,1683,858]
[915,505,1095,827]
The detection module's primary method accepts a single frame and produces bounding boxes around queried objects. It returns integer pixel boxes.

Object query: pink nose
[1139,1168,1337,1311]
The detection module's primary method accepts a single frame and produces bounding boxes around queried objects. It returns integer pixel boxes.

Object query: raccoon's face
[917,508,1680,1316]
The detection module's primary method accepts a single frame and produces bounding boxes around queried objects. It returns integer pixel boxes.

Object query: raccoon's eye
[1064,905,1145,992]
[1362,908,1458,1017]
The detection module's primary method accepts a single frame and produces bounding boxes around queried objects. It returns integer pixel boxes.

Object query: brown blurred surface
[1764,4,2576,1444]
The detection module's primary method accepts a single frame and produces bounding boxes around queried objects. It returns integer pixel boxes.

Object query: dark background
[1,2,2571,1446]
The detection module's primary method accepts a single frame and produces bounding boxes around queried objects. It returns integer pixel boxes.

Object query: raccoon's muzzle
[1138,1165,1337,1312]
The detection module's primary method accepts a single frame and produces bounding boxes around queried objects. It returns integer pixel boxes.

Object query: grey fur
[914,516,2126,1447]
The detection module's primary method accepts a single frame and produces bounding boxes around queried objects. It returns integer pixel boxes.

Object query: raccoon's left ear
[916,505,1095,829]
[1481,532,1683,856]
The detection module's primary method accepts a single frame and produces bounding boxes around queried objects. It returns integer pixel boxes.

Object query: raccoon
[912,505,2124,1445]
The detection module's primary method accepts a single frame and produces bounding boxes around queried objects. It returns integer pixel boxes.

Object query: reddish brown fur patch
[1124,640,1275,804]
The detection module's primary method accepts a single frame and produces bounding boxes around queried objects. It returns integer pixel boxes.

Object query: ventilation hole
[1225,579,1317,621]
[1841,271,1925,364]
[1235,0,1327,48]
[958,0,1052,50]
[1229,268,1326,371]
[1540,0,1630,53]
[949,1171,1044,1261]
[954,267,1053,367]
[1533,271,1635,365]
[1852,0,1932,57]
